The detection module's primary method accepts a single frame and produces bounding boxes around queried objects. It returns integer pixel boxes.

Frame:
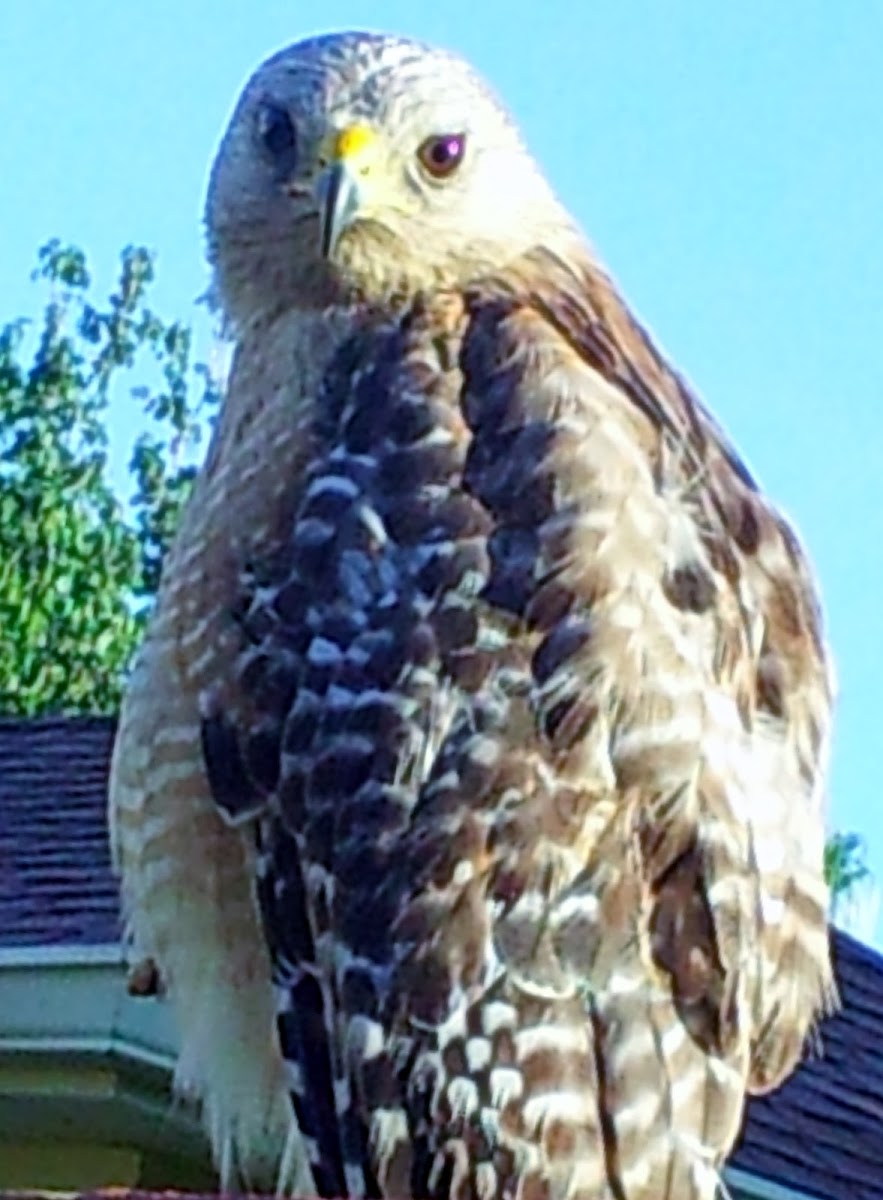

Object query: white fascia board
[0,948,178,1072]
[0,944,124,968]
[725,1166,829,1200]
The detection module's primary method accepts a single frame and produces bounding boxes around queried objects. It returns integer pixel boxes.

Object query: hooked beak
[317,124,379,259]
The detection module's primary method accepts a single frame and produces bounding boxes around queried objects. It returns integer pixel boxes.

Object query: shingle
[0,715,119,948]
[731,931,883,1199]
[1,716,882,1198]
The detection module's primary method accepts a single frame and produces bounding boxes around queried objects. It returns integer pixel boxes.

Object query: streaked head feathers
[206,31,576,322]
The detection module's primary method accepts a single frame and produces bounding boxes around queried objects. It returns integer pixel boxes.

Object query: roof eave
[725,1165,827,1200]
[0,946,176,1073]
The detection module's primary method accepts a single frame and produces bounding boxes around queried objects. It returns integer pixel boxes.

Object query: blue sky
[2,3,881,938]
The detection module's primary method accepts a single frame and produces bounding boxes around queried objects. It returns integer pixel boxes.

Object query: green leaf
[1,240,219,714]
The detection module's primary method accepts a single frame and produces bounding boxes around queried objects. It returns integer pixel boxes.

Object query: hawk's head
[206,31,577,324]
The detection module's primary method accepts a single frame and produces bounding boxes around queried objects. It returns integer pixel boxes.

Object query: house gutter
[724,1166,827,1200]
[0,943,176,1074]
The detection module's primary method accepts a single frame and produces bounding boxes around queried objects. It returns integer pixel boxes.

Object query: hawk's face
[206,31,575,323]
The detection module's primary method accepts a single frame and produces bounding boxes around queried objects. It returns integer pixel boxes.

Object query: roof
[1,715,882,1200]
[0,715,119,947]
[731,930,883,1200]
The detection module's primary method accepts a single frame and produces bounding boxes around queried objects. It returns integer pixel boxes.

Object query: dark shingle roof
[1,715,882,1198]
[0,715,120,947]
[731,930,883,1199]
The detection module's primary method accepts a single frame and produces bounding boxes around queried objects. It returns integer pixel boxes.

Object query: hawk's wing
[108,309,359,1192]
[202,252,834,1200]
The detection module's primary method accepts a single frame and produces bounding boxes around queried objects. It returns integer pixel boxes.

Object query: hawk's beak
[317,124,379,259]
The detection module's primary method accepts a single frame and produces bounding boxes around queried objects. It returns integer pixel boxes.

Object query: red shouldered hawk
[109,30,835,1200]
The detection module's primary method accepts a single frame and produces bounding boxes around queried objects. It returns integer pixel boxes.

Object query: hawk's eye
[417,133,466,179]
[256,102,297,163]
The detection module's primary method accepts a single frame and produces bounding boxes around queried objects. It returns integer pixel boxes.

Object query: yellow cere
[332,124,378,162]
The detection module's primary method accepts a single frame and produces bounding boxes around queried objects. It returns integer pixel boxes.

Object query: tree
[0,240,219,714]
[825,830,870,897]
[825,828,873,919]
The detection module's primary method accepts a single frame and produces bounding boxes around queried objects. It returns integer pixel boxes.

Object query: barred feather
[202,258,833,1199]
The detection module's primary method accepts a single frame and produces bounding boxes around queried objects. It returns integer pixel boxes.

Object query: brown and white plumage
[109,30,835,1200]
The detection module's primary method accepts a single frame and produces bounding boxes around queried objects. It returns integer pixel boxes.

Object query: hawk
[109,30,835,1200]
